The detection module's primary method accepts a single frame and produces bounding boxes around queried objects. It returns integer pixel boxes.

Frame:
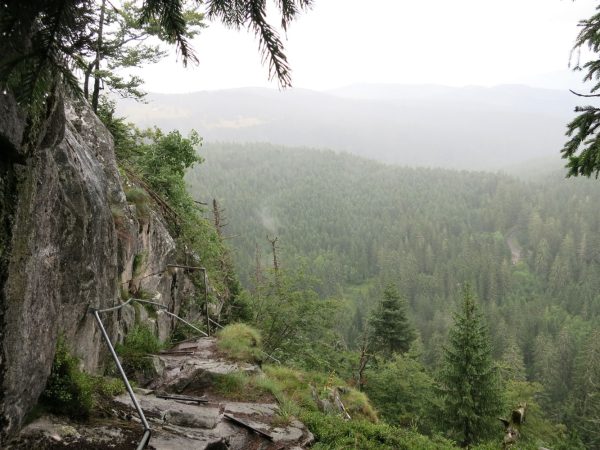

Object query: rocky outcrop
[0,93,196,443]
[8,337,314,450]
[148,337,260,393]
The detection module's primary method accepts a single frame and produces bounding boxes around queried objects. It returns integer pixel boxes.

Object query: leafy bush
[301,410,456,450]
[94,377,126,399]
[341,388,378,423]
[120,324,162,354]
[110,204,126,224]
[124,187,150,220]
[364,354,436,432]
[169,320,207,343]
[40,337,126,419]
[40,336,94,418]
[217,323,263,363]
[132,252,148,277]
[116,324,162,374]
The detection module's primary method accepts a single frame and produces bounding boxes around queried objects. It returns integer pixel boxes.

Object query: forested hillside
[187,142,600,448]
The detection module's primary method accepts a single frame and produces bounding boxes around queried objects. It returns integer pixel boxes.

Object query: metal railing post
[91,307,151,450]
[202,268,210,336]
[90,263,217,448]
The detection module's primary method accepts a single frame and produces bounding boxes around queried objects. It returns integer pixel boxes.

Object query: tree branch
[570,89,600,98]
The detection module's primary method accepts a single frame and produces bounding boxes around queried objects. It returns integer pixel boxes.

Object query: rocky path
[8,338,313,450]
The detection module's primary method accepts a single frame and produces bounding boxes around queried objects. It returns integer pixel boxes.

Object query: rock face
[0,94,196,443]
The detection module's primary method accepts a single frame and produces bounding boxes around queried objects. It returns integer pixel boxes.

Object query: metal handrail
[118,296,281,366]
[90,304,151,450]
[95,298,135,314]
[89,261,232,448]
[166,264,210,336]
[90,294,213,449]
[208,317,224,329]
[261,350,282,365]
[132,298,208,337]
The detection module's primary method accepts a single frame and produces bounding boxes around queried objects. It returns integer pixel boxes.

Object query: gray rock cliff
[0,93,195,443]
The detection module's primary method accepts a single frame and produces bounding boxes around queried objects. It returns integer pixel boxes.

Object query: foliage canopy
[562,5,600,176]
[0,0,312,110]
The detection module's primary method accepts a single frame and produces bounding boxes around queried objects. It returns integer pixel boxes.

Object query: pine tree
[499,340,526,382]
[572,328,600,449]
[370,284,415,357]
[439,284,502,447]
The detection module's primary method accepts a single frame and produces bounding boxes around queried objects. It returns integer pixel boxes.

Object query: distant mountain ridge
[116,84,580,170]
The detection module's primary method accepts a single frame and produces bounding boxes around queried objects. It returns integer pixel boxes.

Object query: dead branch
[569,89,600,98]
[500,403,527,449]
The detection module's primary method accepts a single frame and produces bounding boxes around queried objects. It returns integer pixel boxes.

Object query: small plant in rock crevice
[40,336,126,419]
[116,324,163,376]
[125,186,151,221]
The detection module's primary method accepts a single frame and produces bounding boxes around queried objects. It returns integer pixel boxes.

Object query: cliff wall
[0,94,194,442]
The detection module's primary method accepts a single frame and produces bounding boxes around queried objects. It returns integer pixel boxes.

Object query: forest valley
[184,142,600,450]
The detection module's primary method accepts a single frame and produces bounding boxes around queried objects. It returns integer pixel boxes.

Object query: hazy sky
[138,0,597,93]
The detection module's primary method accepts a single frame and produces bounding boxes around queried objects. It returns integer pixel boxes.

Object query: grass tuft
[212,372,274,402]
[116,324,162,375]
[341,388,378,423]
[216,323,263,363]
[125,187,151,220]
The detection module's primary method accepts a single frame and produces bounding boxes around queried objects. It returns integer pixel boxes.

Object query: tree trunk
[91,0,106,112]
[83,61,94,99]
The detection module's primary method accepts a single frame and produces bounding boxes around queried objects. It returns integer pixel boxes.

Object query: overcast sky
[138,0,597,93]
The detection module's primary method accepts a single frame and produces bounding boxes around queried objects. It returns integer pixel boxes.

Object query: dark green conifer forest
[187,142,600,448]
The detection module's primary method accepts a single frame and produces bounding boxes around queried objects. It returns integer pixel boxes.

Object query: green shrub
[341,388,378,423]
[95,377,126,399]
[217,323,263,363]
[141,301,158,318]
[132,252,148,277]
[110,204,126,225]
[116,324,162,374]
[40,337,94,419]
[120,285,131,301]
[170,320,207,343]
[120,324,161,354]
[301,410,456,450]
[125,187,150,220]
[212,372,273,402]
[39,337,127,420]
[364,354,436,432]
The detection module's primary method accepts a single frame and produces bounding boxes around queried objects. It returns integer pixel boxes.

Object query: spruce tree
[439,284,502,447]
[370,284,415,357]
[572,328,600,449]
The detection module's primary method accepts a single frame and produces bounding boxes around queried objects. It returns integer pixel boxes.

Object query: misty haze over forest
[117,83,580,171]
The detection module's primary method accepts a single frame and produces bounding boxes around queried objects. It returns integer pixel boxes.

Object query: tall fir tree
[572,328,600,448]
[370,284,415,357]
[439,283,502,447]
